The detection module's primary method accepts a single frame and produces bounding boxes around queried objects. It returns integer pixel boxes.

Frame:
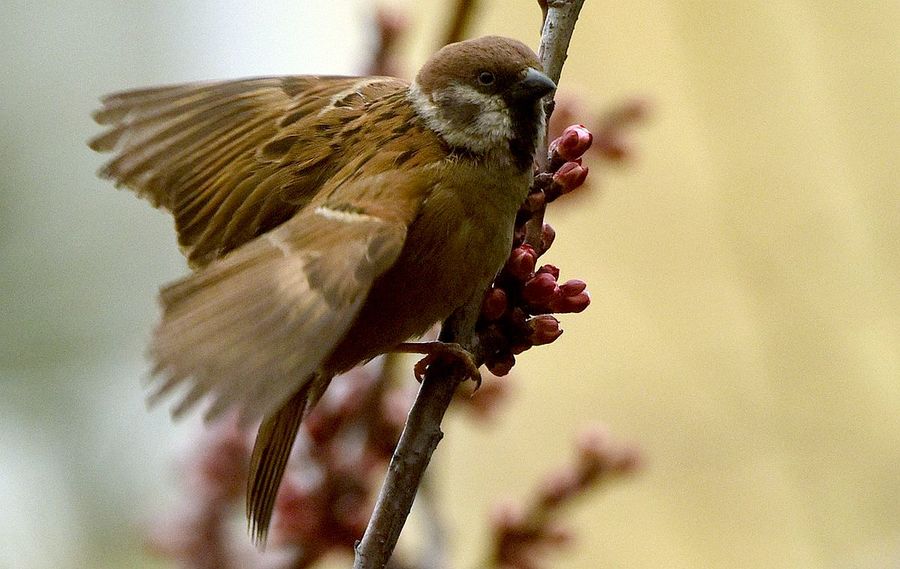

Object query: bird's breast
[325,161,530,373]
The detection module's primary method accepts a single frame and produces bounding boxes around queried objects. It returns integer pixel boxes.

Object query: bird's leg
[392,341,482,389]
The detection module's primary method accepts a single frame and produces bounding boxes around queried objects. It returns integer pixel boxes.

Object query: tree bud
[541,223,556,251]
[559,279,587,296]
[506,244,537,280]
[522,272,559,305]
[536,263,560,280]
[550,124,593,162]
[549,291,590,313]
[481,287,508,321]
[552,161,589,194]
[487,353,515,377]
[528,315,563,345]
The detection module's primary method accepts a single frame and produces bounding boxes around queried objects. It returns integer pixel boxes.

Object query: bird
[89,35,555,542]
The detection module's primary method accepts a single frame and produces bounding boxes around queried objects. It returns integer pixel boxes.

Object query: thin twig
[537,0,586,90]
[528,0,587,245]
[353,2,588,567]
[536,0,587,170]
[416,473,449,569]
[353,310,482,569]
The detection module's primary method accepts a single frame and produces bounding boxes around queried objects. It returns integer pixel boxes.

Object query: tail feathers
[247,374,330,545]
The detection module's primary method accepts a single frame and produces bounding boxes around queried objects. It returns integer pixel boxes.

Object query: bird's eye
[477,71,495,86]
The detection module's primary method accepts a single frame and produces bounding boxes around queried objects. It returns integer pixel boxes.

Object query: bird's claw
[411,342,482,390]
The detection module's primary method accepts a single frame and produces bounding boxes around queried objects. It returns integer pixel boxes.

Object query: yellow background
[1,1,897,568]
[401,2,900,568]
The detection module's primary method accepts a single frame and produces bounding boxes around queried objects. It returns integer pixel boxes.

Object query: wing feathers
[91,75,450,543]
[148,210,408,424]
[90,76,410,267]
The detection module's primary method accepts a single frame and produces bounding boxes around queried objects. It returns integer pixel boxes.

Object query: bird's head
[410,36,556,170]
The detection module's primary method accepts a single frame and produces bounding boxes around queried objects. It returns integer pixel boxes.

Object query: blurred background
[1,1,897,568]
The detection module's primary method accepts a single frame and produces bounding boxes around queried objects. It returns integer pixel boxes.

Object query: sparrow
[89,35,555,541]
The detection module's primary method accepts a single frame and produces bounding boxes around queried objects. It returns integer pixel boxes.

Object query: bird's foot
[392,341,482,389]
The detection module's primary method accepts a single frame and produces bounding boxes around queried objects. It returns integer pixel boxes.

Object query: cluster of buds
[479,124,594,376]
[490,426,642,569]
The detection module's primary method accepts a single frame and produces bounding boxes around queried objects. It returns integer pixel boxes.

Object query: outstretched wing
[89,75,407,267]
[147,167,429,425]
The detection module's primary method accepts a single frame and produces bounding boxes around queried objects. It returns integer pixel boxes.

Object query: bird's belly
[325,203,515,374]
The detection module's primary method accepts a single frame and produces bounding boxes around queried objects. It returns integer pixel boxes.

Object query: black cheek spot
[444,102,480,124]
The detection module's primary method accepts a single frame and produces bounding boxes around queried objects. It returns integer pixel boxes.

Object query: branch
[537,0,586,88]
[536,0,587,172]
[488,426,641,567]
[353,310,481,569]
[353,3,588,567]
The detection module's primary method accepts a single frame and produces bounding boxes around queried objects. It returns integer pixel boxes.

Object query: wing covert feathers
[147,206,409,425]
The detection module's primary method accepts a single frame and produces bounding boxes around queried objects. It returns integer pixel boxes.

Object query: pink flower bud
[481,287,508,321]
[506,244,537,280]
[536,263,560,280]
[528,315,563,345]
[487,353,515,377]
[559,279,587,296]
[522,272,558,305]
[510,342,531,355]
[550,124,593,162]
[549,291,590,313]
[541,223,556,251]
[553,161,589,194]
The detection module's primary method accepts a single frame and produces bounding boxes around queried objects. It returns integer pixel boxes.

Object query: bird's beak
[508,68,556,101]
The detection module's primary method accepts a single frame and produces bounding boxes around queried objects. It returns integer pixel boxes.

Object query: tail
[247,373,330,545]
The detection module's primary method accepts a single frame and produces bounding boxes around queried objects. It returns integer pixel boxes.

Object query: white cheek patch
[408,81,513,156]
